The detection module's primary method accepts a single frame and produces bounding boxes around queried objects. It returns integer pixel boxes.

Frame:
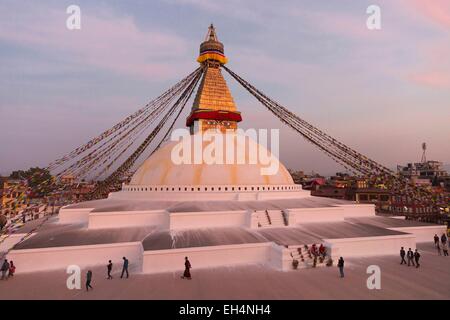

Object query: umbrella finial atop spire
[198,24,227,65]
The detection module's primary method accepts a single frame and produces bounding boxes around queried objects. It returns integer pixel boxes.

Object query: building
[398,160,448,186]
[5,26,445,275]
[60,174,75,185]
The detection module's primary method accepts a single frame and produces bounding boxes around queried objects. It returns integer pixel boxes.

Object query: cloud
[408,0,450,29]
[409,71,450,88]
[407,42,450,89]
[0,2,190,79]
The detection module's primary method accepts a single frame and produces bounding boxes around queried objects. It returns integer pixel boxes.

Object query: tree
[9,167,53,196]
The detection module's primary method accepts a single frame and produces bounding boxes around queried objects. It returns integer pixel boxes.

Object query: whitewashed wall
[324,234,416,258]
[169,210,250,229]
[58,207,93,224]
[88,210,169,229]
[287,204,375,225]
[0,233,35,253]
[7,242,143,273]
[142,242,283,273]
[390,225,447,243]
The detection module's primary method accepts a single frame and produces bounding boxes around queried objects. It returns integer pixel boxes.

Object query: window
[359,194,368,201]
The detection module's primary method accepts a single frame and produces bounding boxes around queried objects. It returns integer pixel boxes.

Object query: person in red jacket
[8,261,16,277]
[319,244,326,257]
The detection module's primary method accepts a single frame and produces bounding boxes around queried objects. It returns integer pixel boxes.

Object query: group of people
[1,259,15,280]
[85,256,130,291]
[84,256,192,291]
[310,243,327,258]
[399,247,421,267]
[434,233,448,256]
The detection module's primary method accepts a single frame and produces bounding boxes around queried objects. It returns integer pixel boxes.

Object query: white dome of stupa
[129,133,294,186]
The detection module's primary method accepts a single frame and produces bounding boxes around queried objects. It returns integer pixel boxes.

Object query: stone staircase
[256,210,271,228]
[256,210,288,228]
[267,210,286,227]
[289,244,331,270]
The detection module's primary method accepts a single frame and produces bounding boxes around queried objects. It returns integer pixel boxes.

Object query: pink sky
[0,0,449,175]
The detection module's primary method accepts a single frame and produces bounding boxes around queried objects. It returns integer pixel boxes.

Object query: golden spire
[187,25,242,133]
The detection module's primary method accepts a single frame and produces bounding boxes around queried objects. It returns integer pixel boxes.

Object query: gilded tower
[186,24,242,134]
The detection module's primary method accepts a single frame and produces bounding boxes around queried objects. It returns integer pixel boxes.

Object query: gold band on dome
[197,53,228,64]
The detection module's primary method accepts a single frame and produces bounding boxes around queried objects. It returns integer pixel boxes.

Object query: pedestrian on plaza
[86,270,93,291]
[1,259,10,280]
[319,244,326,257]
[181,256,192,280]
[400,247,406,265]
[407,248,415,266]
[107,260,113,279]
[121,257,129,279]
[337,257,345,278]
[414,249,421,268]
[441,233,447,245]
[434,234,439,247]
[8,261,16,277]
[442,241,449,256]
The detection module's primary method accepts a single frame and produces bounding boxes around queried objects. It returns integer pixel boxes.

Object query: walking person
[107,260,113,279]
[442,241,449,256]
[414,249,421,268]
[407,248,415,266]
[441,233,447,245]
[181,256,192,280]
[86,270,93,291]
[121,257,129,279]
[8,261,16,277]
[1,259,10,280]
[434,234,439,247]
[337,257,345,278]
[400,247,406,265]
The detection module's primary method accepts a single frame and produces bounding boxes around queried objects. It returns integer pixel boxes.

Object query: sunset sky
[1,0,449,176]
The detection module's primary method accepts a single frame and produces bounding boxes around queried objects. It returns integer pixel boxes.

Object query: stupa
[5,26,445,274]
